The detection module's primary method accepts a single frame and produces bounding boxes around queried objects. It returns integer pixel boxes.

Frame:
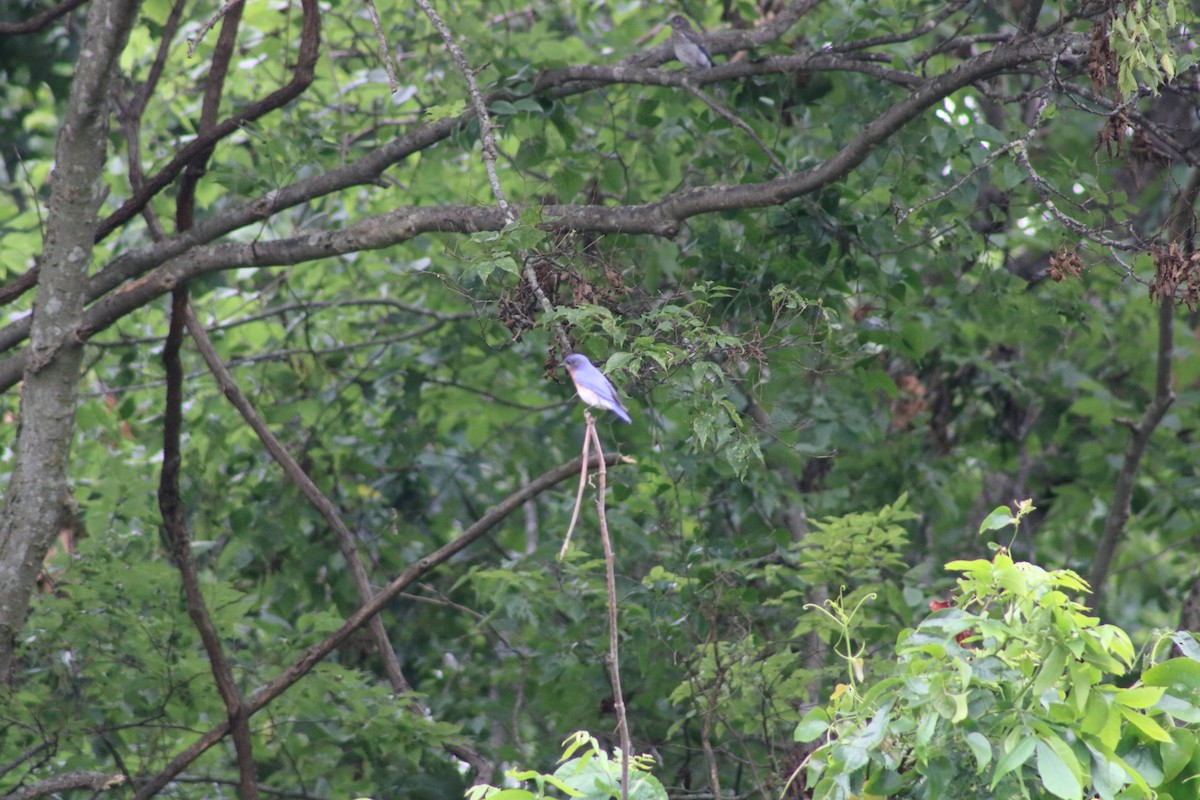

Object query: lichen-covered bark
[0,0,142,680]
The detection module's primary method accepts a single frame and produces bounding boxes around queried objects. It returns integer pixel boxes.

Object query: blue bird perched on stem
[667,14,714,70]
[563,353,632,423]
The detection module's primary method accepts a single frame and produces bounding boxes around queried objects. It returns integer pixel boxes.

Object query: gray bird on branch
[667,15,714,69]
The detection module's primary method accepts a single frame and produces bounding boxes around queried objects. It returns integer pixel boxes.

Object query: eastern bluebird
[667,15,714,70]
[563,353,632,423]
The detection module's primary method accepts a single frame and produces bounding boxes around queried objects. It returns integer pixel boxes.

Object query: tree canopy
[1,0,1199,798]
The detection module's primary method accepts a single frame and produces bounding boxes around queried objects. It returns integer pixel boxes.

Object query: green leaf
[978,506,1016,533]
[864,769,904,794]
[1143,657,1200,691]
[795,707,830,742]
[835,743,869,772]
[1087,740,1153,798]
[1160,729,1197,783]
[1037,735,1083,800]
[859,367,898,397]
[424,99,466,120]
[1033,646,1069,701]
[946,558,993,574]
[1119,706,1173,743]
[965,731,993,774]
[899,319,936,358]
[991,735,1036,788]
[1068,395,1114,426]
[1083,695,1122,751]
[916,710,938,746]
[1069,659,1094,713]
[1114,686,1166,709]
[949,692,969,723]
[512,97,544,113]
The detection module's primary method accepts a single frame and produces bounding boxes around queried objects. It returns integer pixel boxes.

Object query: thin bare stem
[131,451,624,799]
[587,415,631,800]
[182,305,493,782]
[896,98,1048,225]
[700,697,723,800]
[187,0,247,57]
[682,82,786,175]
[363,0,400,93]
[0,0,87,33]
[1013,135,1144,252]
[412,1,576,355]
[558,425,592,559]
[412,0,509,216]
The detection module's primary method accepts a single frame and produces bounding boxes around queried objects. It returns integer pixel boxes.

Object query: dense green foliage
[1,0,1199,798]
[799,506,1200,799]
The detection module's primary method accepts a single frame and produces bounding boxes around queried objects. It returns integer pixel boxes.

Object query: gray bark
[0,0,142,680]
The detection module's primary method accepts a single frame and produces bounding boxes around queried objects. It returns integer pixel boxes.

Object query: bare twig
[555,413,632,796]
[681,82,787,175]
[0,741,54,782]
[700,682,723,800]
[0,0,87,34]
[558,421,593,559]
[412,1,576,356]
[363,0,400,93]
[413,0,509,216]
[831,0,970,53]
[159,292,261,800]
[129,0,187,119]
[586,414,631,800]
[182,305,493,782]
[896,98,1049,225]
[131,451,625,799]
[96,0,321,241]
[187,0,247,57]
[1012,138,1144,252]
[157,1,263,787]
[1089,166,1200,607]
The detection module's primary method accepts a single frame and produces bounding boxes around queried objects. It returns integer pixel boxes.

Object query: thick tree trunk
[0,0,142,680]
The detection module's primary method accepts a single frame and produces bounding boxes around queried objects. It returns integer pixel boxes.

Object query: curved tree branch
[130,451,626,800]
[154,2,261,794]
[0,32,1082,394]
[0,31,1045,317]
[93,0,321,242]
[0,0,87,34]
[182,303,494,783]
[2,770,125,800]
[1088,166,1200,608]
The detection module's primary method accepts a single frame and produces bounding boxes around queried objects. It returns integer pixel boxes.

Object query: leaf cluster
[798,546,1200,799]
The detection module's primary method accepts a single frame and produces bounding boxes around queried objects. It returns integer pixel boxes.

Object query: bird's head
[563,353,588,373]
